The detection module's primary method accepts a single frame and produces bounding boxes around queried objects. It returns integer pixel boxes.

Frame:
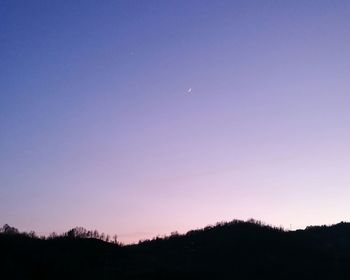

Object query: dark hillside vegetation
[2,220,350,279]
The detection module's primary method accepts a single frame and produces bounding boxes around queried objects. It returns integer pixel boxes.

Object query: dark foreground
[2,220,350,279]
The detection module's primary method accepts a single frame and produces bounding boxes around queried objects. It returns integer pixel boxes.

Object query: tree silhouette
[2,220,350,279]
[1,224,19,234]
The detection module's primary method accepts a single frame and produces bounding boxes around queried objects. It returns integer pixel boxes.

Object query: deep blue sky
[1,0,350,243]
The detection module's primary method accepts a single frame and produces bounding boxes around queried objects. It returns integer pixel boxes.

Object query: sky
[1,0,350,243]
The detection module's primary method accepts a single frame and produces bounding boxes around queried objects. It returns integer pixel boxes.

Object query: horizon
[1,0,350,244]
[3,218,350,245]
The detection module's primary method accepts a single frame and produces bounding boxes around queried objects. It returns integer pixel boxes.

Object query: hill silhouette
[2,220,350,279]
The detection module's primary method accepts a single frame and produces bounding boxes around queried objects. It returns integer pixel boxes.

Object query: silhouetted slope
[2,220,350,279]
[0,234,123,279]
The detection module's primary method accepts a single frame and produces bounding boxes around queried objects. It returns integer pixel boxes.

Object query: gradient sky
[1,0,350,243]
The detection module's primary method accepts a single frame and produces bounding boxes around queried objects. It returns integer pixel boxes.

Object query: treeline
[3,219,350,279]
[136,218,284,245]
[0,224,120,245]
[1,219,281,246]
